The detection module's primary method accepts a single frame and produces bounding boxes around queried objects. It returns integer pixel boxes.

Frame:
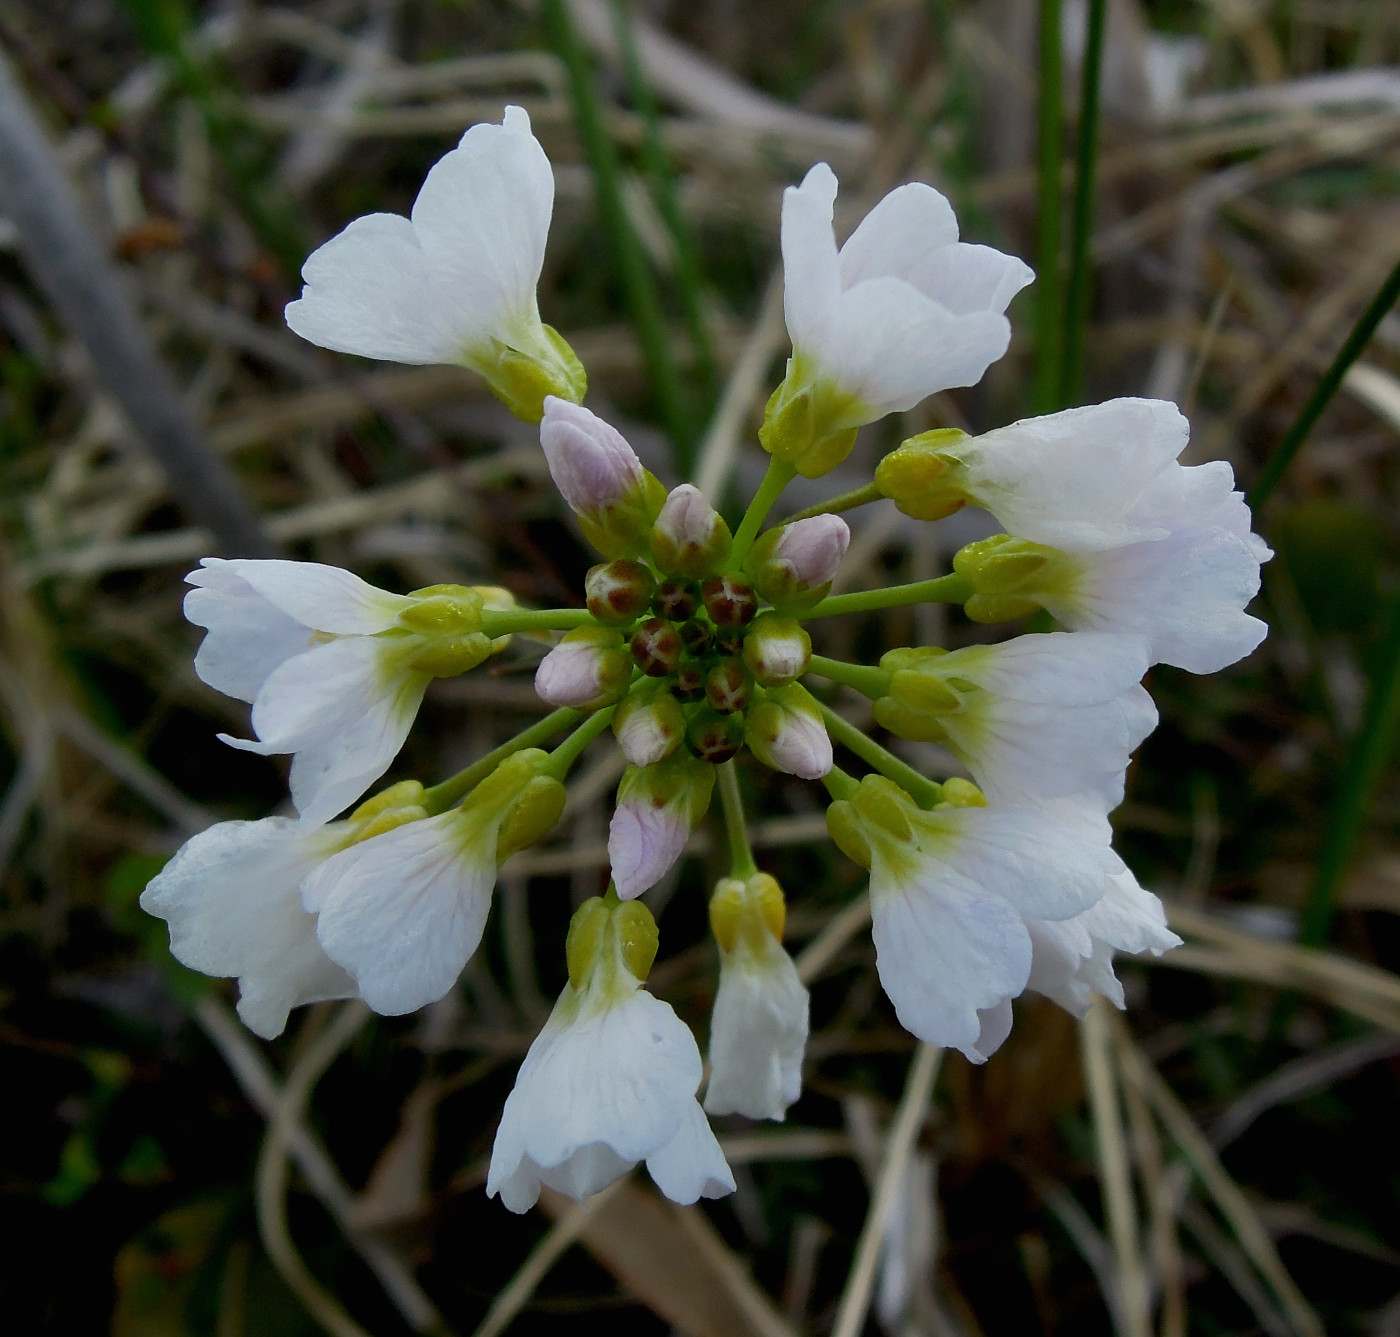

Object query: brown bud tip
[679,619,715,657]
[705,658,753,714]
[714,630,745,658]
[669,664,706,702]
[585,559,656,625]
[653,578,700,622]
[686,707,745,763]
[701,574,758,628]
[631,617,683,677]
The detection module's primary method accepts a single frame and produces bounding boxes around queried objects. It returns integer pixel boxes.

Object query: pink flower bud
[742,614,811,687]
[745,515,850,612]
[650,484,732,578]
[608,757,715,899]
[540,397,645,516]
[613,687,686,767]
[746,684,832,779]
[534,625,630,709]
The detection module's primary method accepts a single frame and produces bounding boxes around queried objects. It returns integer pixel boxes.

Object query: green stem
[1059,0,1106,408]
[1033,0,1064,414]
[781,481,884,524]
[818,704,943,808]
[806,654,891,700]
[1249,255,1400,508]
[421,708,582,812]
[822,764,860,802]
[805,573,972,619]
[729,458,797,568]
[716,759,758,879]
[542,0,694,473]
[481,608,594,636]
[546,706,618,777]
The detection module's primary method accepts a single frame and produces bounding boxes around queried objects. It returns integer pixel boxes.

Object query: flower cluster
[143,108,1269,1212]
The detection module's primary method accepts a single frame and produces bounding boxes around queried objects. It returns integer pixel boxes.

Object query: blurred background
[2,1,1400,1334]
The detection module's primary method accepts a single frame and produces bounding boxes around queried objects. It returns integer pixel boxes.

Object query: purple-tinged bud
[686,707,745,764]
[745,514,850,613]
[670,664,705,702]
[653,578,699,622]
[534,624,631,709]
[585,559,655,625]
[705,659,753,715]
[650,484,733,579]
[613,684,686,767]
[540,398,666,558]
[608,755,715,899]
[631,617,683,677]
[745,683,832,780]
[741,613,811,687]
[701,573,759,629]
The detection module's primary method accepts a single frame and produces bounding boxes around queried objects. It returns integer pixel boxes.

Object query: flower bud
[701,573,759,629]
[870,646,960,742]
[705,658,753,715]
[874,429,972,521]
[613,683,687,767]
[566,892,659,988]
[679,619,714,656]
[540,398,666,558]
[650,484,733,579]
[745,683,831,779]
[609,756,716,899]
[686,706,745,764]
[953,535,1058,624]
[744,515,850,613]
[653,578,699,622]
[631,617,683,678]
[585,559,655,625]
[758,377,859,479]
[534,625,631,708]
[741,614,811,687]
[479,325,588,424]
[669,664,705,703]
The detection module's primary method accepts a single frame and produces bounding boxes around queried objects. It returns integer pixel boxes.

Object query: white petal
[646,1101,736,1204]
[1026,915,1098,1015]
[184,562,312,704]
[203,558,413,635]
[139,818,353,1039]
[970,997,1015,1062]
[836,182,959,287]
[945,632,1150,706]
[608,799,689,900]
[1081,869,1181,957]
[870,859,1031,1060]
[538,1142,637,1202]
[898,242,1034,317]
[285,213,469,363]
[302,812,495,1014]
[780,163,842,352]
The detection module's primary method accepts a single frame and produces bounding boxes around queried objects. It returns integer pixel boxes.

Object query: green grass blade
[542,0,695,475]
[1032,0,1063,414]
[1058,0,1106,408]
[1248,256,1400,509]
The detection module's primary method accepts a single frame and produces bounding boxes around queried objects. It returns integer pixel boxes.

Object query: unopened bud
[610,756,716,899]
[741,614,811,687]
[613,683,686,766]
[745,515,850,613]
[650,484,733,579]
[679,619,714,656]
[744,683,831,779]
[701,573,759,629]
[705,658,753,714]
[686,706,745,764]
[953,534,1057,624]
[478,325,587,424]
[875,429,971,521]
[669,664,705,702]
[870,646,960,742]
[585,559,655,625]
[630,617,683,677]
[653,578,699,622]
[540,398,666,558]
[534,625,631,708]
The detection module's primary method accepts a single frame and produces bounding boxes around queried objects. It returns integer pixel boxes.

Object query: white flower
[186,559,499,824]
[745,683,832,779]
[762,164,1033,476]
[873,633,1156,806]
[285,107,583,420]
[827,778,1119,1061]
[140,817,355,1039]
[704,875,809,1121]
[1028,869,1181,1014]
[300,752,565,1014]
[608,756,715,900]
[488,895,733,1211]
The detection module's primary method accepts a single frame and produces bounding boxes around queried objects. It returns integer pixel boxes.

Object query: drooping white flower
[762,164,1033,477]
[608,756,715,900]
[745,682,832,779]
[300,751,565,1014]
[186,559,504,824]
[488,894,733,1212]
[285,107,584,421]
[704,874,809,1121]
[140,817,356,1039]
[827,777,1119,1061]
[1027,869,1181,1014]
[872,633,1156,806]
